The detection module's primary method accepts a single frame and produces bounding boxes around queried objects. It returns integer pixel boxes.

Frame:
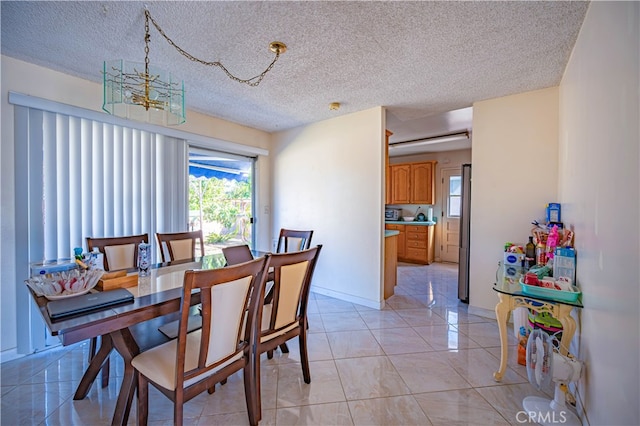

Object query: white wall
[1,56,273,354]
[470,87,559,310]
[558,2,639,424]
[390,149,472,261]
[271,107,386,308]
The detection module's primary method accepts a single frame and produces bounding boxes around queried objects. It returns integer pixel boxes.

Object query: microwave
[385,208,401,221]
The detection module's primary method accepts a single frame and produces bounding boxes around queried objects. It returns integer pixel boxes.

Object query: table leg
[74,334,114,400]
[493,293,511,382]
[556,305,576,356]
[109,328,140,426]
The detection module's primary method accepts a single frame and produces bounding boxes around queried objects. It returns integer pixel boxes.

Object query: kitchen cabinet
[385,130,393,205]
[384,233,398,299]
[385,224,434,264]
[389,160,437,205]
[411,161,435,204]
[390,164,411,204]
[385,224,405,258]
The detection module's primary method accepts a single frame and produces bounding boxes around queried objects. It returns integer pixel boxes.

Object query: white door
[441,168,462,263]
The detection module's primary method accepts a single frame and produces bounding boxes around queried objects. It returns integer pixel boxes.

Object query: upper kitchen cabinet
[385,130,393,205]
[411,161,436,204]
[389,160,437,204]
[391,164,411,204]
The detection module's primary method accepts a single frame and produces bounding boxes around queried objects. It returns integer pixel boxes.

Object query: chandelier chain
[144,13,150,71]
[145,10,281,87]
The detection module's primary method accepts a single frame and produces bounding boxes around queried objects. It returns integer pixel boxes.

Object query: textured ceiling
[1,1,588,145]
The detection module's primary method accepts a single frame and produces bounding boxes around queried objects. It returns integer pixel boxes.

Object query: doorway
[188,147,255,254]
[440,167,461,263]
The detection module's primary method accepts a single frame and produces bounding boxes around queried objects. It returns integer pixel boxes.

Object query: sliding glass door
[188,147,255,254]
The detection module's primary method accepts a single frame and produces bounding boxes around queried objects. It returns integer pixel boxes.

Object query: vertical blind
[22,107,188,262]
[9,91,267,353]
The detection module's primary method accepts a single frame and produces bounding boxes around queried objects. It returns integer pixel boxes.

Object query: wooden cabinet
[385,130,392,205]
[384,234,398,299]
[385,224,434,264]
[388,160,437,205]
[385,224,405,258]
[411,161,435,204]
[390,164,411,204]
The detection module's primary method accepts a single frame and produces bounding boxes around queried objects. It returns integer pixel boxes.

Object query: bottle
[545,225,559,261]
[525,236,536,269]
[517,326,528,366]
[536,238,547,266]
[138,242,151,277]
[88,248,104,270]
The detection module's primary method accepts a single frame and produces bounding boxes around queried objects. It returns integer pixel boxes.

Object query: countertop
[385,220,436,226]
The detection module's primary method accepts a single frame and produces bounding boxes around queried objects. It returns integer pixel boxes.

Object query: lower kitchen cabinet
[385,224,405,258]
[385,224,434,264]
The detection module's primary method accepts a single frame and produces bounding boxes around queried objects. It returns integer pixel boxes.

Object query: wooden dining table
[27,252,261,426]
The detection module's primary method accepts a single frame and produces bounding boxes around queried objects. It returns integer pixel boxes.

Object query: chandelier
[103,9,287,126]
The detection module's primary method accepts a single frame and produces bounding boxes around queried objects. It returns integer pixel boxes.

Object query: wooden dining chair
[222,244,254,266]
[86,233,149,271]
[156,230,205,262]
[254,245,322,416]
[84,233,149,388]
[132,255,270,426]
[276,228,314,253]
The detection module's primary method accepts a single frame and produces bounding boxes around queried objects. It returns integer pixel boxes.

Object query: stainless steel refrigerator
[458,163,472,303]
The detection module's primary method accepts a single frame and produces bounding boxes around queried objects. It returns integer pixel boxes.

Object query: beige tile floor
[1,262,556,425]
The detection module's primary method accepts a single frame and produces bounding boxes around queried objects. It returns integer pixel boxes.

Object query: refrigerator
[458,163,472,303]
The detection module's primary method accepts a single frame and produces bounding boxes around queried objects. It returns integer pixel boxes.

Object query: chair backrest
[222,244,254,266]
[156,230,205,262]
[175,255,270,389]
[261,245,322,338]
[86,233,149,271]
[276,229,314,253]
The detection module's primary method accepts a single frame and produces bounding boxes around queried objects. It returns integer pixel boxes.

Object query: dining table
[26,251,263,426]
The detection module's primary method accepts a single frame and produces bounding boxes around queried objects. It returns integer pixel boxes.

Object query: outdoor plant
[189,175,252,240]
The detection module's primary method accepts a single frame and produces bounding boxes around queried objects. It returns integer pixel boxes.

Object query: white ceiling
[1,1,588,153]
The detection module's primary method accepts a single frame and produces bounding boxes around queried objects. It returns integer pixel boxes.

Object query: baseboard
[0,348,25,364]
[310,285,383,310]
[467,304,496,320]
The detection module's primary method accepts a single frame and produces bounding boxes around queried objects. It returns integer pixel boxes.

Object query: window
[448,175,462,217]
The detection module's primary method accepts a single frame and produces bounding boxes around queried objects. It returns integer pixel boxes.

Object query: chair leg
[279,342,290,353]
[244,364,260,426]
[267,349,274,359]
[137,373,148,426]
[299,327,311,384]
[207,384,216,394]
[174,399,184,426]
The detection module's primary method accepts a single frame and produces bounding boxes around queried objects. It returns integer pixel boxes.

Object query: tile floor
[1,262,556,425]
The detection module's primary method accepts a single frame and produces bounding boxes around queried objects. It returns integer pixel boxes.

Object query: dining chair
[156,230,205,263]
[131,255,270,426]
[86,233,149,271]
[221,244,254,266]
[84,233,149,388]
[276,228,314,253]
[254,245,322,416]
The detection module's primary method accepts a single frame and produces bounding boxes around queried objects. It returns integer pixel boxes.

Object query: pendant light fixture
[103,8,286,126]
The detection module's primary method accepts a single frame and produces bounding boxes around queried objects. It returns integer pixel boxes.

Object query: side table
[492,278,582,381]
